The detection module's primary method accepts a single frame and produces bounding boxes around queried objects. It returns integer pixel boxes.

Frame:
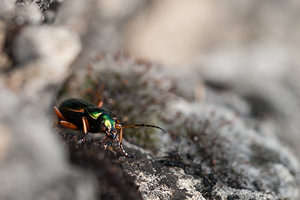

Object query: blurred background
[70,0,300,154]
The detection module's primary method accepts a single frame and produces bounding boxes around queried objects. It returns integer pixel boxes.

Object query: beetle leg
[100,135,108,144]
[82,116,89,134]
[97,100,103,108]
[78,116,89,144]
[59,120,78,130]
[100,135,108,149]
[54,106,67,121]
[116,124,123,143]
[118,142,129,157]
[115,124,130,157]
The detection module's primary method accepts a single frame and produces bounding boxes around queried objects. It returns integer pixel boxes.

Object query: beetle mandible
[54,98,165,157]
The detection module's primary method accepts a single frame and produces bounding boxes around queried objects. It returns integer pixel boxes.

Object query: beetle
[54,98,165,157]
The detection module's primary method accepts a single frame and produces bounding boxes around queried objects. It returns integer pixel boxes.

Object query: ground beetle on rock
[54,98,165,157]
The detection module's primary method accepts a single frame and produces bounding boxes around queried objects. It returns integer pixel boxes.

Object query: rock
[0,0,16,19]
[126,0,300,67]
[118,99,299,199]
[122,143,205,200]
[0,83,97,200]
[121,0,300,168]
[55,0,148,72]
[0,20,11,71]
[68,141,143,200]
[6,25,80,103]
[0,2,97,200]
[58,53,300,199]
[16,0,53,11]
[0,123,12,162]
[1,0,44,24]
[15,3,43,25]
[13,26,80,66]
[162,100,299,199]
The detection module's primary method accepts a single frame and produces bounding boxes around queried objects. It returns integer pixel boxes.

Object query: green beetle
[54,98,165,157]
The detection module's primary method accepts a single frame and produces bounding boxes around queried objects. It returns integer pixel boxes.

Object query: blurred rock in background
[0,0,95,200]
[1,0,300,199]
[125,0,300,163]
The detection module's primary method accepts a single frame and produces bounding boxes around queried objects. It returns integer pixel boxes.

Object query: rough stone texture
[16,0,53,11]
[122,143,205,200]
[59,54,300,199]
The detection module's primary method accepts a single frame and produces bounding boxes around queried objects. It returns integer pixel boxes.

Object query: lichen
[59,53,174,150]
[57,52,300,199]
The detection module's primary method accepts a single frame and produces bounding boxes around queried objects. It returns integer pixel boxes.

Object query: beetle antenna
[123,124,166,134]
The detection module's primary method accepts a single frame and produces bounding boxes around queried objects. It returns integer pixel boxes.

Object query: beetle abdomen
[58,98,93,129]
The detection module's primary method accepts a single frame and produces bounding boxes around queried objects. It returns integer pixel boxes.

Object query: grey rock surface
[7,25,81,104]
[0,83,97,200]
[16,0,53,11]
[60,54,300,199]
[0,20,10,70]
[0,1,96,200]
[0,0,16,19]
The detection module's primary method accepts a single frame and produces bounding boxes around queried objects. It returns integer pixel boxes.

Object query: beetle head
[101,114,117,139]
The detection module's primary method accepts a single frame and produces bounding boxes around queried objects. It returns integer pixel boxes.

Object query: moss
[56,53,300,199]
[59,53,174,151]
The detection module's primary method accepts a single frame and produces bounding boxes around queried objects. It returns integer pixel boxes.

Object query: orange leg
[77,116,90,144]
[59,120,78,130]
[97,100,103,108]
[54,106,67,121]
[82,116,89,134]
[116,124,129,157]
[116,124,123,144]
[117,137,129,157]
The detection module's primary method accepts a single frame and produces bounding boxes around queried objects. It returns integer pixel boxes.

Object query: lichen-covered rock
[201,59,300,163]
[162,100,299,199]
[122,143,205,200]
[16,0,53,11]
[60,53,173,149]
[58,53,300,199]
